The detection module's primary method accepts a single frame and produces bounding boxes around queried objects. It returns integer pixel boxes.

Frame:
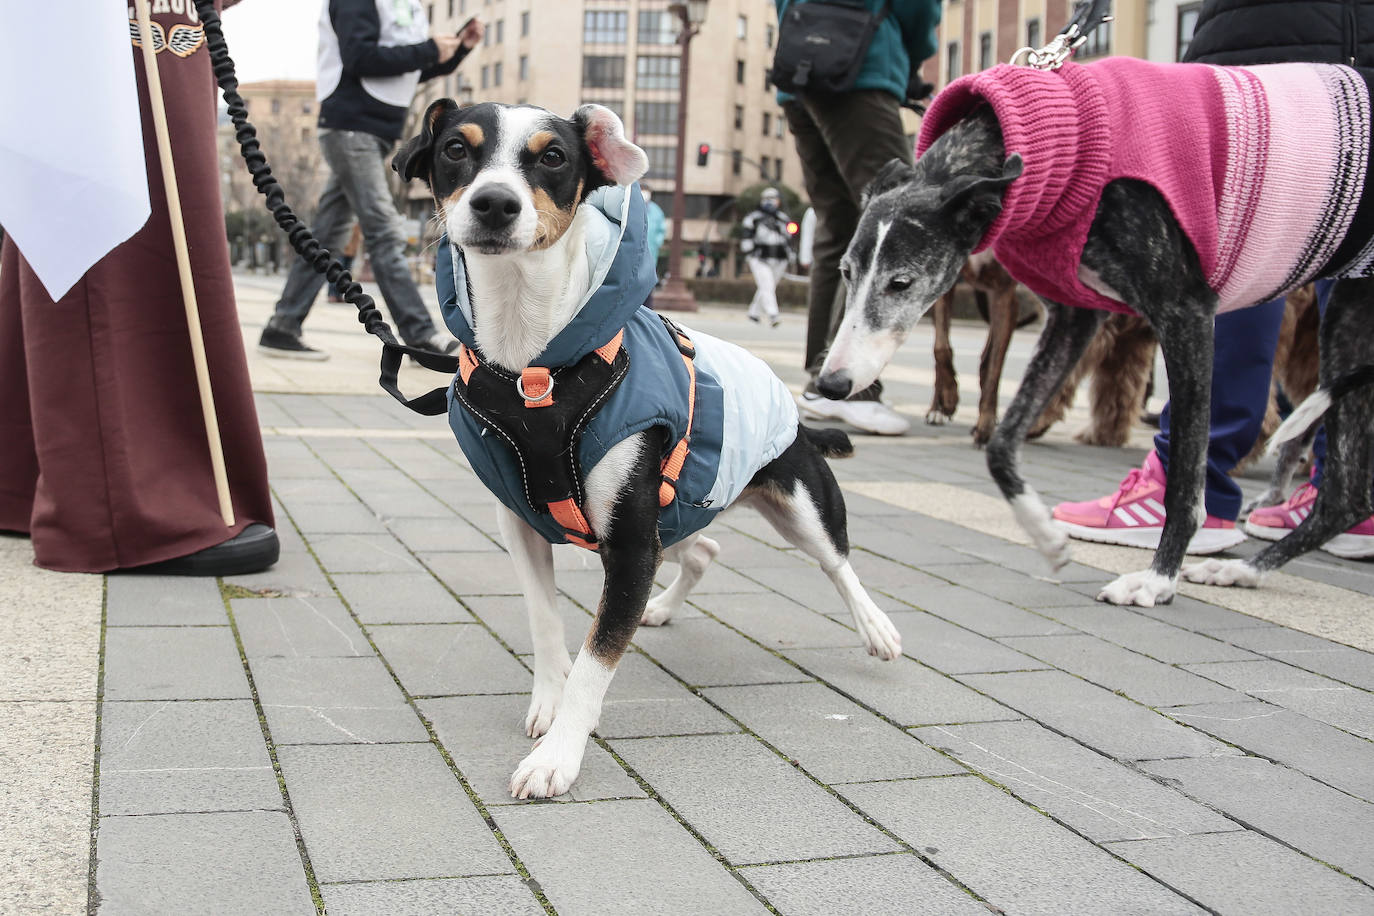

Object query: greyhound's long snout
[816,370,853,400]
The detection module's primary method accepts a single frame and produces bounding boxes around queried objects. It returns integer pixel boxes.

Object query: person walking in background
[740,187,791,327]
[326,222,363,302]
[774,0,941,435]
[1053,0,1374,561]
[258,2,481,360]
[0,0,278,575]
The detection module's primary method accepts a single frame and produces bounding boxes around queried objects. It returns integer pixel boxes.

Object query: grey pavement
[4,272,1374,915]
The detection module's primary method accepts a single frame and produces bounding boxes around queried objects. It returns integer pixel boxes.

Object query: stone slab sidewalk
[4,274,1373,915]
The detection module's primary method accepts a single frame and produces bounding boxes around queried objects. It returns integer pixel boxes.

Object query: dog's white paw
[1011,492,1071,570]
[525,667,569,738]
[509,736,584,799]
[925,409,951,426]
[1097,570,1176,607]
[1182,558,1263,588]
[855,606,903,661]
[641,593,676,627]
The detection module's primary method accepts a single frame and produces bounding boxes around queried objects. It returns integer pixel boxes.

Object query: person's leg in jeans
[1154,295,1288,521]
[267,153,356,337]
[319,131,443,345]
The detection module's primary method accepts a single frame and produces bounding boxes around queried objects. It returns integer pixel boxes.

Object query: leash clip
[1010,1,1113,70]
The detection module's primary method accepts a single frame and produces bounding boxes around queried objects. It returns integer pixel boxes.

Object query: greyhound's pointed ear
[392,98,458,185]
[575,104,649,188]
[861,159,916,207]
[938,153,1023,210]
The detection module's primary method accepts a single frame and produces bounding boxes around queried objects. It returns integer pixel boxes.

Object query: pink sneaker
[1246,482,1374,559]
[1052,451,1247,554]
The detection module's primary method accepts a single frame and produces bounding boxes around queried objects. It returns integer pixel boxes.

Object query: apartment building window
[762,111,771,136]
[1026,18,1041,50]
[775,157,784,180]
[637,10,677,45]
[764,67,772,90]
[494,61,503,86]
[521,10,529,37]
[428,5,434,25]
[483,24,491,46]
[734,105,743,130]
[775,115,784,138]
[582,98,624,118]
[978,31,992,71]
[519,55,528,81]
[495,19,504,43]
[270,98,281,114]
[447,0,453,17]
[584,10,627,44]
[736,59,745,84]
[635,101,678,136]
[737,15,747,39]
[481,64,489,89]
[302,101,312,115]
[637,55,680,90]
[644,145,676,180]
[732,150,742,176]
[1078,19,1112,58]
[1177,3,1202,61]
[945,41,961,83]
[583,56,625,88]
[765,23,774,49]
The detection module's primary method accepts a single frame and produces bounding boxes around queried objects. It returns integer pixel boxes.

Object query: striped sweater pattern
[917,58,1374,315]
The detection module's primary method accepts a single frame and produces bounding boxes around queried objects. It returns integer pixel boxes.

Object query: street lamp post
[654,0,708,312]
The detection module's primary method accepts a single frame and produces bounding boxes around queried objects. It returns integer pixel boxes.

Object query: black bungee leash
[194,0,455,416]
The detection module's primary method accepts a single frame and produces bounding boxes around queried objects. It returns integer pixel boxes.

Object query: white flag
[0,3,151,301]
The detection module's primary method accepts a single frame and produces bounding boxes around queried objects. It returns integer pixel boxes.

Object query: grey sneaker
[258,325,328,360]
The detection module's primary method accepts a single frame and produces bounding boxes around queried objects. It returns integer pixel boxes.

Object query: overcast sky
[220,0,321,83]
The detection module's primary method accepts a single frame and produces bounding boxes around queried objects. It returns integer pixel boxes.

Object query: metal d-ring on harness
[1010,0,1114,70]
[193,0,457,416]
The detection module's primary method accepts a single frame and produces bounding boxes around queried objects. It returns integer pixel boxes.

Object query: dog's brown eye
[888,277,912,292]
[443,140,467,161]
[541,148,565,167]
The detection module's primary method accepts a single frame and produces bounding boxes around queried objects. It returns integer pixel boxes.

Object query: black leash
[194,0,455,416]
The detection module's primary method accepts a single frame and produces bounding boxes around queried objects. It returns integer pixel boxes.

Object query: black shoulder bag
[770,0,893,95]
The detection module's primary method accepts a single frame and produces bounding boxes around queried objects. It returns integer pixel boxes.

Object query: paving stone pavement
[5,278,1374,915]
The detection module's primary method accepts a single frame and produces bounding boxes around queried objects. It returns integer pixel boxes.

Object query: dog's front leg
[987,301,1104,569]
[495,505,570,738]
[1099,305,1213,606]
[928,291,959,424]
[509,435,662,799]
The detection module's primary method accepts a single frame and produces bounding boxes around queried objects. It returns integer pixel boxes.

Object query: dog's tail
[801,425,855,459]
[1270,364,1374,453]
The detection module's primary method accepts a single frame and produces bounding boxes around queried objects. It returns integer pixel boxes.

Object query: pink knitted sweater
[917,58,1374,314]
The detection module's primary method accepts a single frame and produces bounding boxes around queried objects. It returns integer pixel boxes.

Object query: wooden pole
[133,0,235,527]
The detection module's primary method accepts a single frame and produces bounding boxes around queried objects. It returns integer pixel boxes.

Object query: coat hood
[437,182,659,368]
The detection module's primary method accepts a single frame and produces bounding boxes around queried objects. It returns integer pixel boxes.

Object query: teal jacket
[775,0,942,103]
[437,185,798,548]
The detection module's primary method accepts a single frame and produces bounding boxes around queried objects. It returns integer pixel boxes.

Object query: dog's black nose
[469,187,523,230]
[816,371,853,400]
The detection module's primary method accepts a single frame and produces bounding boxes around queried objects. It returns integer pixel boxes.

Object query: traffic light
[696,142,710,167]
[786,220,799,236]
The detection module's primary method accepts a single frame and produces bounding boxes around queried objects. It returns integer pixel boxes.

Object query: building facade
[414,0,805,277]
[217,80,323,269]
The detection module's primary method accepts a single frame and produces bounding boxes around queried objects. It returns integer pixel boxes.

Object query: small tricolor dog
[393,101,901,798]
[819,56,1374,607]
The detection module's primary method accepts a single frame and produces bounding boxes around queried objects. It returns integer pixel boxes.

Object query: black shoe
[122,524,280,577]
[258,325,329,361]
[407,332,460,365]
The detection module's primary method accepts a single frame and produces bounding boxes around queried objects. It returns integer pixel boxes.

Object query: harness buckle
[516,368,555,406]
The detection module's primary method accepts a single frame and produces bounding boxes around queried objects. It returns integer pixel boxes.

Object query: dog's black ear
[392,98,458,185]
[938,154,1023,237]
[575,104,649,189]
[861,159,916,207]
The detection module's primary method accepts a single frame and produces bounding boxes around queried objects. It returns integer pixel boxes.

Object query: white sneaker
[798,391,909,436]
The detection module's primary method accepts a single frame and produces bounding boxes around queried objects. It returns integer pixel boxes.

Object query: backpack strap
[451,332,628,550]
